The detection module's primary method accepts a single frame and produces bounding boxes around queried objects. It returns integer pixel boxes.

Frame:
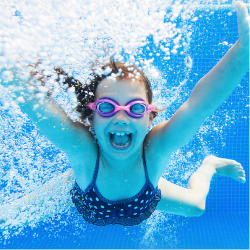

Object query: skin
[0,1,248,227]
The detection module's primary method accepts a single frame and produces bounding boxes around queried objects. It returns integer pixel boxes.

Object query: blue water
[0,5,249,249]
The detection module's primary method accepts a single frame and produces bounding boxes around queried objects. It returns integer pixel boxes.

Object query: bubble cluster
[0,0,203,78]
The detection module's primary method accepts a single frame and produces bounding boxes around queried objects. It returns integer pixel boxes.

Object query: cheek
[93,115,101,134]
[136,117,150,132]
[93,114,109,134]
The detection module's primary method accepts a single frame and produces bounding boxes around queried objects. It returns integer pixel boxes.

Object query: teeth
[110,132,131,136]
[109,132,132,148]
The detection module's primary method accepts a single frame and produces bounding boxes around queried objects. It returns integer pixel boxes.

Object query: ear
[148,112,154,128]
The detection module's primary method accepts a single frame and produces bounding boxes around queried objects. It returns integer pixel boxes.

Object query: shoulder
[144,120,173,158]
[68,143,99,191]
[144,124,172,186]
[66,123,99,185]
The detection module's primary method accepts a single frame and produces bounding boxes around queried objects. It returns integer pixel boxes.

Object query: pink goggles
[88,98,155,118]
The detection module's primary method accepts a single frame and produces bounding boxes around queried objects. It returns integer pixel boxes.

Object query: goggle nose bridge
[113,105,135,113]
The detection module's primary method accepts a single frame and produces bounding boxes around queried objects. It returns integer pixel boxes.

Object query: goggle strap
[148,105,155,112]
[88,103,96,110]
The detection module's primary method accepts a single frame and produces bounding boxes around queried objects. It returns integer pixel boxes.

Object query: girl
[0,1,248,228]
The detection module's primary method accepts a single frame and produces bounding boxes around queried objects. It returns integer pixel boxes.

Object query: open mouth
[109,132,132,150]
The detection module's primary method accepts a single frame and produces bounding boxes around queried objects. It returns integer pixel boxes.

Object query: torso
[68,129,171,202]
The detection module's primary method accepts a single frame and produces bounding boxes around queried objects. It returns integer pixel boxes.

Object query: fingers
[234,1,249,20]
[231,159,241,165]
[235,166,246,184]
[234,1,249,25]
[235,163,243,169]
[237,169,245,176]
[236,176,246,184]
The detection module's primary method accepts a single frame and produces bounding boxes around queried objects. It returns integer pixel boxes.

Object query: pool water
[0,2,249,249]
[1,213,249,248]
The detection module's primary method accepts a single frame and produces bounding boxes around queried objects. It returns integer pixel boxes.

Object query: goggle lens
[130,103,146,114]
[98,102,115,113]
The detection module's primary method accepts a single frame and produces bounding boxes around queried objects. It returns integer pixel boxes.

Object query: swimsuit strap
[92,146,149,183]
[142,146,150,183]
[92,146,100,183]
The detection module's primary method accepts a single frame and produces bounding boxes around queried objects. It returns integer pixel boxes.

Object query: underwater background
[0,0,249,248]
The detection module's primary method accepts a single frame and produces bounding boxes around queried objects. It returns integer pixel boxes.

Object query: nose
[111,110,130,125]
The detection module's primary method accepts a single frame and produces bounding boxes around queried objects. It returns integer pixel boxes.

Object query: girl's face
[93,78,154,159]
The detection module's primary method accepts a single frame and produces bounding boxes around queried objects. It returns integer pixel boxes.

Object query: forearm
[188,39,249,115]
[0,170,74,231]
[1,68,76,142]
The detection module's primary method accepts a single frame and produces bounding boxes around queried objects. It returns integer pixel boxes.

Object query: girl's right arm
[0,169,74,232]
[0,67,96,171]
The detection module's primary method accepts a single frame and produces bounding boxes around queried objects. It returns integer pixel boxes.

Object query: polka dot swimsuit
[70,146,161,226]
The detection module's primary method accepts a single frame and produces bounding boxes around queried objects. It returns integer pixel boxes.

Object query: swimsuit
[70,147,161,226]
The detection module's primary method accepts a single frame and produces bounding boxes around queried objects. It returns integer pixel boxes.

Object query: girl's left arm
[187,1,249,117]
[150,2,249,154]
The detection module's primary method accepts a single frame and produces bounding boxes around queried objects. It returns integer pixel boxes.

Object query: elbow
[193,201,205,217]
[187,200,205,217]
[193,207,205,217]
[186,206,204,217]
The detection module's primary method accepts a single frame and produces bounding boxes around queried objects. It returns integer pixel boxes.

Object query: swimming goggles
[88,98,155,118]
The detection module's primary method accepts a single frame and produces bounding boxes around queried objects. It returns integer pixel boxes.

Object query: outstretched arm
[188,2,249,115]
[156,156,246,216]
[0,66,95,170]
[0,169,74,232]
[149,1,249,155]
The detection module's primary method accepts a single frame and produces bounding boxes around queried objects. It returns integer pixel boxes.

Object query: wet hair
[55,58,163,126]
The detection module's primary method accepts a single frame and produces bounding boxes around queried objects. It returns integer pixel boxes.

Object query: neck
[99,146,144,173]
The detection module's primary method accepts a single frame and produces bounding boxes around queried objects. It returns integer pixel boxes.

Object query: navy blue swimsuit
[70,147,161,226]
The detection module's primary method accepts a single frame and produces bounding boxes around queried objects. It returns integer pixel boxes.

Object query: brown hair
[55,58,163,126]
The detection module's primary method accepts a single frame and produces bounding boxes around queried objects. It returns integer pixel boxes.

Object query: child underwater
[0,1,249,228]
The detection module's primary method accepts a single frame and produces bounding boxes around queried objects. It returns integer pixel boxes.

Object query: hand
[234,1,250,51]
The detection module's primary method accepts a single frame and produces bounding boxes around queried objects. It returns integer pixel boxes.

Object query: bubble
[106,75,116,82]
[246,16,250,22]
[129,55,135,64]
[37,86,49,93]
[103,66,112,75]
[1,71,14,82]
[171,49,178,54]
[191,17,198,22]
[16,96,25,103]
[219,41,229,46]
